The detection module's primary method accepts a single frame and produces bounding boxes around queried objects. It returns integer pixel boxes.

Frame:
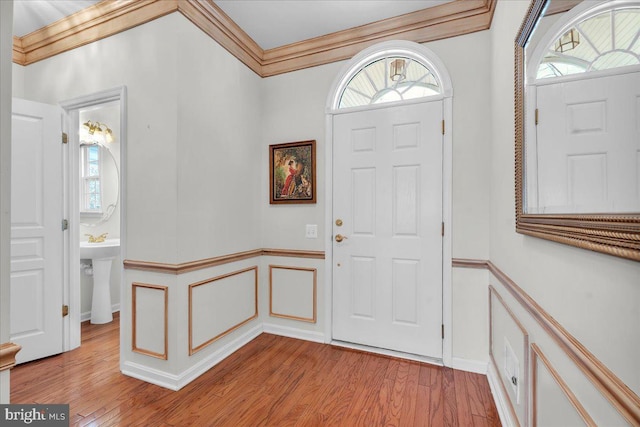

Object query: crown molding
[260,0,497,76]
[13,0,178,66]
[12,0,496,76]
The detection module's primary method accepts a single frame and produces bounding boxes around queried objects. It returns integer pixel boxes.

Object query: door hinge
[441,222,445,236]
[62,219,68,231]
[535,108,539,126]
[62,132,68,144]
[442,119,445,135]
[62,305,69,317]
[442,324,445,339]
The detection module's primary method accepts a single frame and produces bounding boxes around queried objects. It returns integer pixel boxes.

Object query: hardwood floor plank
[11,319,501,426]
[453,369,475,427]
[466,370,489,417]
[428,364,445,426]
[345,356,390,425]
[443,367,459,426]
[385,360,410,426]
[398,362,420,427]
[414,384,432,426]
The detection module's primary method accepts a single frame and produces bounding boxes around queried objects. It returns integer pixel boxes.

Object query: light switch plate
[305,224,318,238]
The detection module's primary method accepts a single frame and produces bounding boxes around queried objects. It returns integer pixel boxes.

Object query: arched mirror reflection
[78,101,120,228]
[525,1,640,214]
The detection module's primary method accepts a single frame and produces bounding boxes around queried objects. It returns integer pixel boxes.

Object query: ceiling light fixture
[555,28,580,53]
[83,120,114,143]
[390,58,406,82]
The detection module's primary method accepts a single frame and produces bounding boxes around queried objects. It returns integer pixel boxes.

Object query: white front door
[535,71,640,213]
[11,98,64,363]
[332,101,443,358]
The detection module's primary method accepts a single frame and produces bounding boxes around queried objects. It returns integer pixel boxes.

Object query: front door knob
[335,234,348,242]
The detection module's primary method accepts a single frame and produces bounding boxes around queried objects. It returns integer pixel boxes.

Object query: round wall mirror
[79,141,119,227]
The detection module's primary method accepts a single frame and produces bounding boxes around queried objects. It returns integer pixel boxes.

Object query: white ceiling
[214,1,453,50]
[13,0,453,49]
[13,0,100,37]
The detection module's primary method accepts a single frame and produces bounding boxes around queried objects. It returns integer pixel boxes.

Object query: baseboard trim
[451,357,488,375]
[455,258,640,425]
[81,304,120,323]
[487,360,517,427]
[262,323,325,343]
[122,323,262,391]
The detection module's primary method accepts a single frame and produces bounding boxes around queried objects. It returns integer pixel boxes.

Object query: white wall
[0,0,13,405]
[260,31,494,360]
[20,14,181,264]
[17,12,265,386]
[175,17,263,262]
[490,0,640,397]
[261,61,341,252]
[11,64,24,98]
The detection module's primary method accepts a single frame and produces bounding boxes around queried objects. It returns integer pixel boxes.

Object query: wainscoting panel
[189,266,258,355]
[454,258,640,426]
[532,343,596,427]
[269,265,317,323]
[489,285,529,427]
[132,283,168,360]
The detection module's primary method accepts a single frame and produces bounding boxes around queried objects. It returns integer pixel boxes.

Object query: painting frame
[269,140,317,204]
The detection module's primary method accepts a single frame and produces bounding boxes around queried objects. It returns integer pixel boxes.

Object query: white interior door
[11,98,64,363]
[535,71,640,213]
[332,101,443,358]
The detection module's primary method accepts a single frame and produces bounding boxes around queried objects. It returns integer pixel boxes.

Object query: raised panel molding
[489,285,529,427]
[188,267,258,355]
[269,265,317,323]
[132,283,168,360]
[532,343,597,426]
[12,0,497,77]
[453,258,640,425]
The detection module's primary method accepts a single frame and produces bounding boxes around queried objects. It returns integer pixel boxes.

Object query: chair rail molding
[453,258,640,425]
[0,343,22,371]
[124,248,325,274]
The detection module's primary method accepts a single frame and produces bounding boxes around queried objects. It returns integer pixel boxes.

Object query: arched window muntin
[528,1,640,83]
[328,41,453,112]
[339,56,441,109]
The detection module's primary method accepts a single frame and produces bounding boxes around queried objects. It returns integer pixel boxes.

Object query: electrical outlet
[305,224,318,238]
[504,337,520,404]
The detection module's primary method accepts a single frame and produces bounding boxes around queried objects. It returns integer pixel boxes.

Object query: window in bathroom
[80,144,102,214]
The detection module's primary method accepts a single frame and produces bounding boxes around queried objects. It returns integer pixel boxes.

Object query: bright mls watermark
[0,405,69,426]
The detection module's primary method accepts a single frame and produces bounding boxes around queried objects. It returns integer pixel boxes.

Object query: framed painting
[269,140,316,204]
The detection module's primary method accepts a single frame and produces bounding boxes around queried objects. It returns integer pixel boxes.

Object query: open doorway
[61,87,126,351]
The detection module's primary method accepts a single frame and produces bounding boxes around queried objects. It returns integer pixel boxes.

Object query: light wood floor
[11,314,501,426]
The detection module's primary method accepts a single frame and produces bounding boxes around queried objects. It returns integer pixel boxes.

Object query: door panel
[11,98,63,363]
[535,71,640,213]
[332,101,443,358]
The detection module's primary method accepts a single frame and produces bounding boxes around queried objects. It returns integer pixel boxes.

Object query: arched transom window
[338,56,441,109]
[537,6,640,79]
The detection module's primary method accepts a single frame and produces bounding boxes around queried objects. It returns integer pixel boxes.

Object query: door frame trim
[60,86,127,351]
[324,41,453,366]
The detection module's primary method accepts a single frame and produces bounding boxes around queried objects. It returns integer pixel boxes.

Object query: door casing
[60,86,127,351]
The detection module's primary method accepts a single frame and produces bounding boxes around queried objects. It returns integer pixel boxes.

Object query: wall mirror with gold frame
[515,0,640,261]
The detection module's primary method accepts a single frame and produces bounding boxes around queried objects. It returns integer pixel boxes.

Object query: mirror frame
[515,0,640,262]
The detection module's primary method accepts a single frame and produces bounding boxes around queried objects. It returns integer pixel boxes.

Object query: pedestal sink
[80,238,120,324]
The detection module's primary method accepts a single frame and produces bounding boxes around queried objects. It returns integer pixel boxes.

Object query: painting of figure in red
[270,140,316,204]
